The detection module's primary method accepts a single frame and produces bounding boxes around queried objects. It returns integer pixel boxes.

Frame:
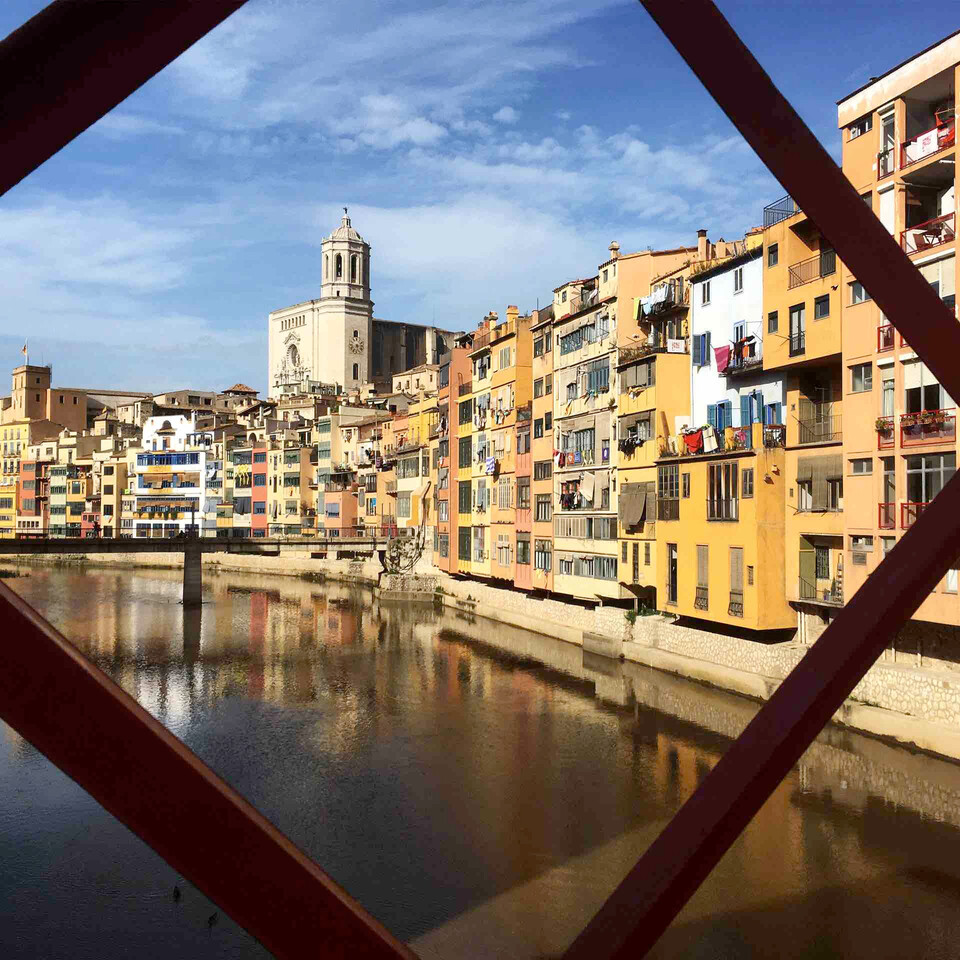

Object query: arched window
[352,363,359,380]
[351,255,358,282]
[335,254,343,279]
[353,329,359,338]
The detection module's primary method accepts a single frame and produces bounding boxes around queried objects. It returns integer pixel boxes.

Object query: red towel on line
[714,345,731,372]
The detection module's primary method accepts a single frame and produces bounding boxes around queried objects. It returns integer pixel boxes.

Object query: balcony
[471,329,491,352]
[763,424,786,448]
[877,324,895,352]
[657,498,679,521]
[789,331,805,356]
[707,497,739,522]
[876,416,895,449]
[901,501,929,529]
[798,576,843,606]
[901,212,955,255]
[797,414,842,445]
[878,502,896,530]
[763,194,799,228]
[517,401,532,422]
[694,586,708,611]
[900,409,956,446]
[725,353,763,377]
[901,119,955,169]
[877,147,895,179]
[787,249,836,289]
[458,380,472,396]
[727,590,743,618]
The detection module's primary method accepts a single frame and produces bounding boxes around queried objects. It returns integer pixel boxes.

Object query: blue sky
[0,1,955,394]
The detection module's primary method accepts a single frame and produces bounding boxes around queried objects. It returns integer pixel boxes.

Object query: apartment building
[0,477,16,538]
[468,313,497,577]
[552,275,619,600]
[653,247,793,631]
[838,33,960,629]
[529,307,555,592]
[456,349,474,573]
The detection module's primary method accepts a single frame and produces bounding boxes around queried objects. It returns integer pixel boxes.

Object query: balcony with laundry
[710,330,763,377]
[556,421,612,474]
[557,355,613,419]
[658,394,785,459]
[900,82,955,176]
[901,184,956,255]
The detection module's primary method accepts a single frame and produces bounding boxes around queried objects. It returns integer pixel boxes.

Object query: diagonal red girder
[0,0,250,197]
[564,1,960,957]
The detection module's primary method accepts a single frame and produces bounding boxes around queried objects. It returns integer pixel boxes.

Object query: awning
[619,482,646,527]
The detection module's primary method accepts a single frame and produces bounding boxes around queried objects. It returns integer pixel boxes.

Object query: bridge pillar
[182,541,203,607]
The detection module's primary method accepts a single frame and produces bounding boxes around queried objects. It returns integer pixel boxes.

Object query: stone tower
[268,209,375,394]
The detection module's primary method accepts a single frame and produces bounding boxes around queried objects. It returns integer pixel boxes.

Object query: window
[254,452,266,463]
[815,545,830,580]
[534,460,552,481]
[850,458,872,475]
[850,281,871,304]
[535,494,552,522]
[459,437,472,468]
[797,480,813,511]
[545,374,552,395]
[692,332,711,368]
[851,363,872,393]
[657,464,679,520]
[533,337,544,358]
[882,536,896,556]
[459,399,473,425]
[631,542,639,583]
[851,535,874,552]
[906,453,956,505]
[534,539,552,571]
[459,480,471,514]
[253,473,266,486]
[666,543,678,604]
[437,500,449,522]
[621,359,656,389]
[701,280,711,305]
[534,418,544,439]
[708,462,738,520]
[767,243,778,267]
[742,468,754,498]
[495,534,511,566]
[544,412,552,431]
[517,430,530,455]
[517,476,530,509]
[497,475,512,509]
[848,114,872,140]
[681,473,690,498]
[533,378,544,398]
[789,302,805,354]
[696,544,709,609]
[728,547,744,616]
[517,537,531,565]
[733,267,743,293]
[827,477,843,511]
[814,295,830,319]
[561,290,567,303]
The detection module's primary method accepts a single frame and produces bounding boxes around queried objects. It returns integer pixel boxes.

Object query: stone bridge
[0,537,389,605]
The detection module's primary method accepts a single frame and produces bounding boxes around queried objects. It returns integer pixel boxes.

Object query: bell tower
[320,208,371,301]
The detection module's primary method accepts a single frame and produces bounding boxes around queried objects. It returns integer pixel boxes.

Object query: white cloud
[93,113,185,139]
[556,109,572,121]
[492,106,519,124]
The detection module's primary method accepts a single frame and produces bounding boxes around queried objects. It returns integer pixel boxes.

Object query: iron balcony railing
[787,249,836,288]
[900,409,956,446]
[458,380,472,396]
[901,212,956,255]
[789,331,805,356]
[878,502,896,529]
[878,323,895,351]
[763,194,799,227]
[797,415,842,445]
[798,576,843,605]
[707,497,739,521]
[694,585,708,610]
[728,590,744,617]
[763,424,786,448]
[900,118,956,169]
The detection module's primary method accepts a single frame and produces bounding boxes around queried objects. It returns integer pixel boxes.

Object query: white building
[688,247,785,436]
[268,210,460,396]
[131,414,214,537]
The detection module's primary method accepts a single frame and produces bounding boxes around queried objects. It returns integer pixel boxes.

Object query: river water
[5,564,960,959]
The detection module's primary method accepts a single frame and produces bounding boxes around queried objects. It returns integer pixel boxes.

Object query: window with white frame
[733,266,743,293]
[701,280,711,305]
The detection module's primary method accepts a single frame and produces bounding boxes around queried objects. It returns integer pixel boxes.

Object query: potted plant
[875,416,893,432]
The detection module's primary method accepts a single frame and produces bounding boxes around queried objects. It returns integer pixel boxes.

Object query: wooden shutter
[729,546,744,592]
[707,404,718,432]
[740,394,752,429]
[697,544,709,588]
[692,335,702,366]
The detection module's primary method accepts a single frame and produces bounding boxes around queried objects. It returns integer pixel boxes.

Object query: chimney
[608,240,620,260]
[697,229,708,262]
[506,305,519,323]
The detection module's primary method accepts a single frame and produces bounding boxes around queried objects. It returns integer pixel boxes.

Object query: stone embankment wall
[12,548,960,760]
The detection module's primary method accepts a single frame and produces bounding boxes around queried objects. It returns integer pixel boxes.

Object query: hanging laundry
[485,456,496,475]
[714,345,731,373]
[682,429,704,454]
[702,425,718,453]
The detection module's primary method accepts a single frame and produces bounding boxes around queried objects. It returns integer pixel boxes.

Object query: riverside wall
[11,548,960,761]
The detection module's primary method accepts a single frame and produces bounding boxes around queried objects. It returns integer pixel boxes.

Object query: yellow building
[530,307,555,592]
[0,478,17,538]
[762,203,844,632]
[654,422,793,631]
[455,348,475,573]
[468,312,497,576]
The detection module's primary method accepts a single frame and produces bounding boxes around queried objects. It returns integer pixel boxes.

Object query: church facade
[267,211,459,397]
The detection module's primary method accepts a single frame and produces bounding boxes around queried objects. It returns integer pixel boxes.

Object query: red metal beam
[0,0,250,197]
[0,582,417,959]
[564,1,960,956]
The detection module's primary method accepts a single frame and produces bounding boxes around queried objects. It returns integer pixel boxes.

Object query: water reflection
[3,564,960,959]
